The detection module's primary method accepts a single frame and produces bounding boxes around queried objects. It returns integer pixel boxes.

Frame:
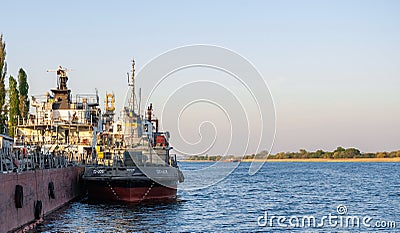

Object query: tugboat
[83,60,184,202]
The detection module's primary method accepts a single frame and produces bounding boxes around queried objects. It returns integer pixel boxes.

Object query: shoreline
[180,157,400,163]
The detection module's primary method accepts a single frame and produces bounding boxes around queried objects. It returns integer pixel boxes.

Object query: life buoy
[15,185,24,208]
[34,200,42,220]
[48,181,55,199]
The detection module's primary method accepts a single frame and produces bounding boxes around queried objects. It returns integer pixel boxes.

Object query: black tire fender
[34,200,42,220]
[48,181,55,199]
[15,185,24,208]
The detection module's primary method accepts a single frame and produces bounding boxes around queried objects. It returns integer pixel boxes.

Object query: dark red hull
[86,181,177,202]
[0,167,84,233]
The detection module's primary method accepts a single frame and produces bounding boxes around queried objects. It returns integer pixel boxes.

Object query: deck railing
[0,147,89,173]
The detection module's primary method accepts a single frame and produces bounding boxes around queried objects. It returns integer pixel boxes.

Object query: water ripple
[37,162,400,232]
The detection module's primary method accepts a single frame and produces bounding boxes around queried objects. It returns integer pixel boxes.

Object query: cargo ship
[0,66,101,232]
[83,60,184,202]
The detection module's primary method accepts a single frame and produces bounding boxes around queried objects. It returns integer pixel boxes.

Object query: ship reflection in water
[37,162,400,232]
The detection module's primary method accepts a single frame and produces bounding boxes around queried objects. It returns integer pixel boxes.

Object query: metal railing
[21,109,100,127]
[0,147,89,173]
[74,94,99,106]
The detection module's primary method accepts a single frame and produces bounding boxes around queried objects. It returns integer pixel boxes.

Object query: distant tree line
[0,34,30,137]
[267,147,400,159]
[186,147,400,160]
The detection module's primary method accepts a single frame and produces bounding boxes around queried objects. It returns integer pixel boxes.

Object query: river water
[37,162,400,232]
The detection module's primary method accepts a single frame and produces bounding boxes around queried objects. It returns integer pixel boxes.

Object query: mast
[130,59,135,114]
[126,59,136,146]
[46,66,71,109]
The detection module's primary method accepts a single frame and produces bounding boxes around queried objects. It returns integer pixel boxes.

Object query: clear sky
[1,0,399,154]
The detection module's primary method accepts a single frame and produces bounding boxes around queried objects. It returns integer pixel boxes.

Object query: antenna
[127,72,129,85]
[129,59,135,113]
[47,66,74,90]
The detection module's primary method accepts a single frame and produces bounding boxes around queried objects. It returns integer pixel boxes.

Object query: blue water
[38,162,400,232]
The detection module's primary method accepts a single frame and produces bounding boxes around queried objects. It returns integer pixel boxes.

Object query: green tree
[324,152,333,159]
[244,154,255,160]
[8,75,19,137]
[256,150,269,159]
[334,146,345,153]
[0,34,7,134]
[344,148,361,158]
[333,151,341,159]
[18,68,29,119]
[376,152,387,158]
[315,149,324,158]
